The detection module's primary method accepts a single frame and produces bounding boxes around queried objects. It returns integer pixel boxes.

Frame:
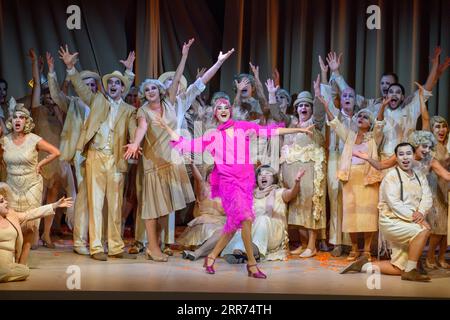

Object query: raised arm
[59,45,96,106]
[327,51,343,77]
[372,101,387,146]
[119,51,136,96]
[265,78,290,127]
[200,49,234,85]
[318,55,329,84]
[317,95,335,122]
[29,49,40,108]
[431,158,450,181]
[423,46,442,91]
[250,62,269,114]
[36,139,61,174]
[433,55,450,87]
[282,169,305,203]
[312,74,325,130]
[376,97,391,121]
[272,68,281,88]
[47,52,69,113]
[233,77,249,109]
[190,163,206,200]
[414,82,430,131]
[167,39,194,105]
[327,51,367,108]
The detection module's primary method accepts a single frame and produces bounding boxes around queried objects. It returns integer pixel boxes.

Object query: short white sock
[404,260,417,272]
[361,262,373,272]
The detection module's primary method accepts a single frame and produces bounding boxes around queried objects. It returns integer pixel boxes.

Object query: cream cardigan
[328,118,385,185]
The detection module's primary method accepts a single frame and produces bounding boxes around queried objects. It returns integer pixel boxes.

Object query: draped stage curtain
[0,0,448,119]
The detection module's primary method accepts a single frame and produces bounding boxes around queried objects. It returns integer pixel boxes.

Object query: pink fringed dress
[172,120,280,233]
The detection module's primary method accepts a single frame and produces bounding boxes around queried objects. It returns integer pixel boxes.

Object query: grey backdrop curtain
[0,0,133,98]
[1,0,448,119]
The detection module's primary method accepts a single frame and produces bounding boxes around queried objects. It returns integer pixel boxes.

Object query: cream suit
[68,68,137,256]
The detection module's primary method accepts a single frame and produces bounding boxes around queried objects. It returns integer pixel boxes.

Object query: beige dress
[0,133,43,232]
[221,188,288,260]
[32,106,65,187]
[341,141,380,233]
[427,143,449,235]
[177,195,225,247]
[281,123,326,230]
[138,102,195,219]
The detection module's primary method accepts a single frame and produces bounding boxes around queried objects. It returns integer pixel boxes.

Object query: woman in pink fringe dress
[156,98,313,279]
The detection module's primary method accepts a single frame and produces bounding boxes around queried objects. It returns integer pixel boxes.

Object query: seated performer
[0,183,72,283]
[178,164,226,261]
[341,143,432,282]
[221,166,305,262]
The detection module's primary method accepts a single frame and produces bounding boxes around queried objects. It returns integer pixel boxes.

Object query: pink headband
[214,98,232,120]
[214,98,231,108]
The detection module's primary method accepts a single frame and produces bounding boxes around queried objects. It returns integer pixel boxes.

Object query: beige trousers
[86,149,125,256]
[327,152,351,246]
[73,153,89,250]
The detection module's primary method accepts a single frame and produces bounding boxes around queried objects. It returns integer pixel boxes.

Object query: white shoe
[73,247,90,255]
[299,248,316,258]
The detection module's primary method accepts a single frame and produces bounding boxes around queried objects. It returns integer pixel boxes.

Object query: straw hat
[102,71,130,94]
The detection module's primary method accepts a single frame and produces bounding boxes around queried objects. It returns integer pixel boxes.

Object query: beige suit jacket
[68,69,137,173]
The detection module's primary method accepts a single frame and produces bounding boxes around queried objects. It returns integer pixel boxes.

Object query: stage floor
[1,244,449,299]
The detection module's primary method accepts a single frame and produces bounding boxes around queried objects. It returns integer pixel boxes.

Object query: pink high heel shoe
[203,256,216,274]
[247,264,267,279]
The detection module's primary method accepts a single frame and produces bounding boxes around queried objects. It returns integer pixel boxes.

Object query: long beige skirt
[342,164,379,233]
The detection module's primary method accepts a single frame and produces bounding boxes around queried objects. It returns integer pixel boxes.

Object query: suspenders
[395,167,421,201]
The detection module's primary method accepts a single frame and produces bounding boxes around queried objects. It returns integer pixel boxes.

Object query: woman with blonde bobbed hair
[0,98,60,265]
[0,182,72,282]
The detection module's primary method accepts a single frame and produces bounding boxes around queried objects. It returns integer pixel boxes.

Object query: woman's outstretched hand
[53,197,74,209]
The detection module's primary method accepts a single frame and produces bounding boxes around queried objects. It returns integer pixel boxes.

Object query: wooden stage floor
[1,244,449,299]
